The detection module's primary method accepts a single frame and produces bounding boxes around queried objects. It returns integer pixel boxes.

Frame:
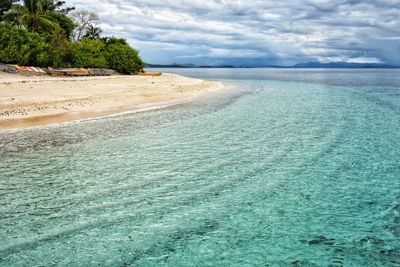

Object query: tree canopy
[0,23,53,67]
[0,0,144,73]
[6,0,59,33]
[0,0,17,19]
[105,43,144,74]
[83,24,102,40]
[70,39,107,69]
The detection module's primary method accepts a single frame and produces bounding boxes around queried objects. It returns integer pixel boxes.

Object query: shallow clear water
[1,69,399,266]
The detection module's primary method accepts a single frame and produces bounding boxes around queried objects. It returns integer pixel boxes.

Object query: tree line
[0,0,144,73]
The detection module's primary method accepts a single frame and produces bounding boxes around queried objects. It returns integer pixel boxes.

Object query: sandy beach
[0,72,226,131]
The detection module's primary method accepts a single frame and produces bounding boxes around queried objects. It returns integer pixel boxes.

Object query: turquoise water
[1,69,399,266]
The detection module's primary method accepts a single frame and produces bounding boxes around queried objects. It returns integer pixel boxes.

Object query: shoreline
[0,72,229,132]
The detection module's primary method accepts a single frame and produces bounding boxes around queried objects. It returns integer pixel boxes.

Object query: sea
[0,68,399,266]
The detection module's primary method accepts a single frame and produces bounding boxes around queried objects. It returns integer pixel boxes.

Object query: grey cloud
[70,0,400,66]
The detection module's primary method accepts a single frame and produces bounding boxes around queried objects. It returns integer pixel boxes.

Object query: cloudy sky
[69,0,400,66]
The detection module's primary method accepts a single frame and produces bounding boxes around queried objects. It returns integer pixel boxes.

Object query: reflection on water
[1,69,400,266]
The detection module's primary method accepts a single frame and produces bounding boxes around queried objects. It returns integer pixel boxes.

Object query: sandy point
[0,72,229,131]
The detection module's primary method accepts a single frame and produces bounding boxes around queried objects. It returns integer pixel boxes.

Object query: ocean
[0,68,399,266]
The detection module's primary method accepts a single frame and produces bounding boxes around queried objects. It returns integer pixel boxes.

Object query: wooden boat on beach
[137,72,162,76]
[89,69,114,76]
[48,68,114,77]
[64,69,91,76]
[14,65,47,75]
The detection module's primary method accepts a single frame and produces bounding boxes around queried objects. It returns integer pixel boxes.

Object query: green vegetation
[47,12,74,39]
[105,43,144,74]
[69,38,144,73]
[0,23,53,67]
[0,0,17,18]
[83,24,102,40]
[70,39,107,69]
[8,0,60,33]
[0,0,144,73]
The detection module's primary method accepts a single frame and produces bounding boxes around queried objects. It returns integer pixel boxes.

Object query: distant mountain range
[146,61,398,68]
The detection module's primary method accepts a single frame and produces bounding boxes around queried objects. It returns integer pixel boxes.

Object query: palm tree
[42,0,74,14]
[83,24,102,39]
[9,0,59,33]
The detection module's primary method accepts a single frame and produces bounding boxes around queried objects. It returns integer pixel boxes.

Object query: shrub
[41,30,71,67]
[105,43,144,74]
[0,24,52,66]
[70,39,107,68]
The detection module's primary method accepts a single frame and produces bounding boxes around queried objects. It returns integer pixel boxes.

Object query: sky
[68,0,400,66]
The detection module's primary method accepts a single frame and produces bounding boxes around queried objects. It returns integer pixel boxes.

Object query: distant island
[146,61,398,69]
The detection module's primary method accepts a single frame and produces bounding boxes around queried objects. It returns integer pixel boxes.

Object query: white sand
[0,72,226,130]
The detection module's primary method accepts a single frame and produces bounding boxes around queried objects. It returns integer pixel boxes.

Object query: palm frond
[38,15,60,30]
